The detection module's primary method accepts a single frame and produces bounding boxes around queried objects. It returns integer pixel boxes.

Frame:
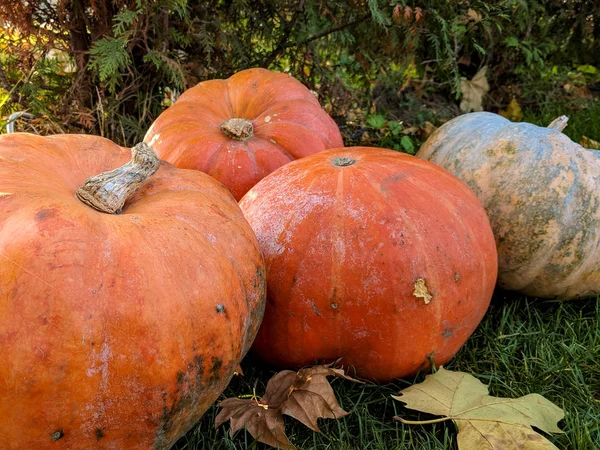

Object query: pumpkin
[144,68,343,201]
[416,112,599,299]
[0,134,266,449]
[239,147,497,382]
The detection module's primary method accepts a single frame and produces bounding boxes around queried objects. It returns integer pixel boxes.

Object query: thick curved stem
[547,116,568,132]
[76,142,160,214]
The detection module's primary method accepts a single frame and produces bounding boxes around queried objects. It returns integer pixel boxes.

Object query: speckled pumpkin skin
[144,68,343,200]
[0,134,266,449]
[239,147,497,382]
[417,112,600,299]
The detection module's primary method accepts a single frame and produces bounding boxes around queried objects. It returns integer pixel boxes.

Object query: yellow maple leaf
[499,98,524,122]
[393,367,564,450]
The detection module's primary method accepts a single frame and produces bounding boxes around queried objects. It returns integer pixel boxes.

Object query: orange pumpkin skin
[0,134,266,449]
[144,68,343,200]
[239,147,497,382]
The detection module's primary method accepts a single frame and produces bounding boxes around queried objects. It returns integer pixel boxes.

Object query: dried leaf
[499,98,524,122]
[392,367,564,450]
[281,365,361,431]
[580,136,600,150]
[459,66,489,113]
[457,54,472,66]
[216,397,293,449]
[420,121,438,140]
[572,86,593,99]
[402,122,437,140]
[216,363,362,449]
[414,7,423,22]
[467,8,482,23]
[392,4,402,22]
[402,126,420,135]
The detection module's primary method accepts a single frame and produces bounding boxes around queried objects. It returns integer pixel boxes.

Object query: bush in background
[1,0,599,145]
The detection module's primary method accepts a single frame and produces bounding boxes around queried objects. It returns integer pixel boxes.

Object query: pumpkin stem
[76,142,160,214]
[547,116,569,132]
[221,118,254,141]
[332,156,357,167]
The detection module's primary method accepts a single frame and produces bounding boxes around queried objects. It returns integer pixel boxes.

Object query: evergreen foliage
[0,1,599,144]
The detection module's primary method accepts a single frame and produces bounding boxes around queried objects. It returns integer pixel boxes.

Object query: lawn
[173,292,600,450]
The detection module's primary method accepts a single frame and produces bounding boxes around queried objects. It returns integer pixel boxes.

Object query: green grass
[523,98,600,144]
[173,293,600,450]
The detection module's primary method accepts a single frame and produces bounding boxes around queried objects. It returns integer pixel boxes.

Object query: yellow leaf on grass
[392,367,564,450]
[580,135,600,150]
[499,98,524,122]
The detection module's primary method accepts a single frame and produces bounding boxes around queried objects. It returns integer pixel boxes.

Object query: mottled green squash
[417,112,600,300]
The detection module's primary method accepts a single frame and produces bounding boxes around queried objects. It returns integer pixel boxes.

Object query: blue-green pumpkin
[417,112,599,300]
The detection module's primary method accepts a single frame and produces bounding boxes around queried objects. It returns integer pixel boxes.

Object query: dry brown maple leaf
[392,367,564,450]
[215,363,363,449]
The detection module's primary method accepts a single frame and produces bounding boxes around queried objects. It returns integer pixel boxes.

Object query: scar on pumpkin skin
[413,278,433,304]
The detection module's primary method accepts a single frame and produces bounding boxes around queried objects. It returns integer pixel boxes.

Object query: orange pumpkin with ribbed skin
[0,133,266,449]
[144,68,343,200]
[239,147,497,382]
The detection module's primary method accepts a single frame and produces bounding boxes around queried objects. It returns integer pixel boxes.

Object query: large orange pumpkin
[239,147,497,382]
[416,112,598,299]
[144,68,343,200]
[0,134,265,449]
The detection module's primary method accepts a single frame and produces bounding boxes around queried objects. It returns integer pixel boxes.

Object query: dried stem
[221,118,254,141]
[547,116,569,132]
[76,142,160,214]
[393,415,451,425]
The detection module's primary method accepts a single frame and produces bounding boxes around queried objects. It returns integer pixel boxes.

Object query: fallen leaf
[392,367,564,450]
[572,86,593,99]
[216,397,292,449]
[458,54,472,66]
[420,121,438,140]
[499,98,524,122]
[402,126,420,135]
[460,66,489,113]
[402,121,437,140]
[216,362,363,449]
[580,135,600,150]
[467,8,482,23]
